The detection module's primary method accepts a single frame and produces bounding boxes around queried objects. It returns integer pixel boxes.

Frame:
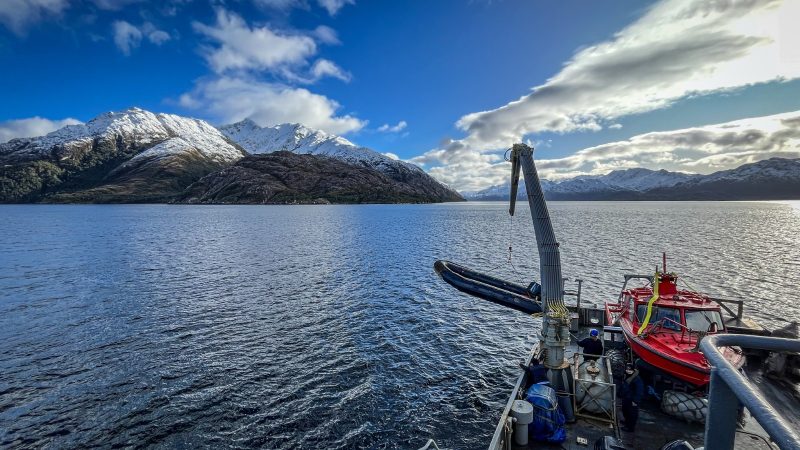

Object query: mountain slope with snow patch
[465,160,800,201]
[0,107,245,202]
[219,120,463,202]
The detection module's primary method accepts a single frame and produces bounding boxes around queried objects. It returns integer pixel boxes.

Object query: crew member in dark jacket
[577,329,603,360]
[619,363,644,432]
[519,357,549,384]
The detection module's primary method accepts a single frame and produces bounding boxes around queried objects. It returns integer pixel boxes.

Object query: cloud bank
[179,76,365,135]
[181,8,363,135]
[0,0,68,35]
[251,0,354,16]
[0,116,82,143]
[418,111,800,191]
[317,0,354,16]
[417,0,800,190]
[459,0,799,148]
[193,9,316,74]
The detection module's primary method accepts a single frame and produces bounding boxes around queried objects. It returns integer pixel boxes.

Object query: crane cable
[506,214,520,275]
[486,214,520,275]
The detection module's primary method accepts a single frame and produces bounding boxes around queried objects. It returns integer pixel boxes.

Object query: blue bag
[525,383,566,443]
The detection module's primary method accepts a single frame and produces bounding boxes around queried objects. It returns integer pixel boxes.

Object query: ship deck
[492,316,788,450]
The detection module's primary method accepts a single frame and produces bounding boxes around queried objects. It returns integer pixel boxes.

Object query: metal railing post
[704,368,740,450]
[701,335,800,450]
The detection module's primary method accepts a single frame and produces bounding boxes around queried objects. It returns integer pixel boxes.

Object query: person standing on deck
[577,329,603,360]
[620,363,644,432]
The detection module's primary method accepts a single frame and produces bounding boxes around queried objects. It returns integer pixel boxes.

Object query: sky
[1,0,799,191]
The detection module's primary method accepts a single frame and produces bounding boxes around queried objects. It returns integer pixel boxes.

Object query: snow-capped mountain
[590,168,701,191]
[465,159,800,201]
[465,167,697,200]
[0,108,463,203]
[220,120,422,174]
[1,107,243,164]
[696,158,800,184]
[0,107,245,202]
[219,119,462,201]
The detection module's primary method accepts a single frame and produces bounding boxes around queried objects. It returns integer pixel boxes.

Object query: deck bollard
[511,400,534,446]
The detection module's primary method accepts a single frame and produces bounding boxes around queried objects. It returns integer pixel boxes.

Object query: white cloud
[309,59,351,82]
[415,111,800,191]
[456,0,800,149]
[181,9,357,132]
[91,0,142,10]
[317,0,353,16]
[378,121,407,133]
[193,8,316,74]
[178,76,366,135]
[383,152,399,160]
[313,25,340,45]
[249,0,352,16]
[609,123,623,130]
[417,0,800,191]
[0,116,82,143]
[539,110,800,176]
[112,21,141,55]
[147,29,170,45]
[252,0,303,9]
[142,22,171,45]
[112,21,170,55]
[0,0,68,35]
[411,140,507,192]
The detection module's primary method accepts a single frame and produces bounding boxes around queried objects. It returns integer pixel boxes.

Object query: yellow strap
[637,271,660,335]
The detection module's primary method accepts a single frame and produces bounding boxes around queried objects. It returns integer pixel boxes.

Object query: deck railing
[708,297,745,321]
[700,334,800,450]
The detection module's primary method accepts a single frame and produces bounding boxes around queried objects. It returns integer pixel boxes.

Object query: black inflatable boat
[433,260,542,314]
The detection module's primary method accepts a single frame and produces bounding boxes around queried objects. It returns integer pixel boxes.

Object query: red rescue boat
[605,255,745,388]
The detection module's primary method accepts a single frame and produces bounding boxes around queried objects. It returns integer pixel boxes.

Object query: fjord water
[1,202,799,449]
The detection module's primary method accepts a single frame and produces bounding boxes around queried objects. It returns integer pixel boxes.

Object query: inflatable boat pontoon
[433,260,542,315]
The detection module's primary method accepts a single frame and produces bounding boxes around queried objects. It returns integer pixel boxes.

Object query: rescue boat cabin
[608,270,735,387]
[622,273,725,336]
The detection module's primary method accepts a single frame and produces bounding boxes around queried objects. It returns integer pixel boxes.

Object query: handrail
[709,297,745,320]
[617,274,653,302]
[488,349,536,450]
[700,334,800,450]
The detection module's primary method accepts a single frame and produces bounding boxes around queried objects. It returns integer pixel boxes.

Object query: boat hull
[434,260,542,315]
[610,311,745,387]
[621,326,712,386]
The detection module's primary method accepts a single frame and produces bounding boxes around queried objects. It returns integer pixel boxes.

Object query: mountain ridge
[0,107,463,203]
[218,119,463,201]
[0,107,246,202]
[464,158,800,201]
[178,151,463,204]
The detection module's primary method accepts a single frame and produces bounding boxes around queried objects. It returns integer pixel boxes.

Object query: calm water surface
[1,202,799,449]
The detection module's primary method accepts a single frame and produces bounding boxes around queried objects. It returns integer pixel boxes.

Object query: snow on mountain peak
[219,120,420,174]
[464,158,800,200]
[0,107,244,164]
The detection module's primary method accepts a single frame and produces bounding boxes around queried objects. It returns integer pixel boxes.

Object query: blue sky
[1,0,799,190]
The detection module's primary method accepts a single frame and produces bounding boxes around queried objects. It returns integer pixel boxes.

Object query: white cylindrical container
[511,400,534,446]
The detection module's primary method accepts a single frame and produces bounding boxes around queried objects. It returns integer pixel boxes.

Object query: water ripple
[0,202,798,449]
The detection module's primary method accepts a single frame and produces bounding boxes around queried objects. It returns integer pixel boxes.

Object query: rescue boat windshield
[635,305,681,330]
[685,309,724,332]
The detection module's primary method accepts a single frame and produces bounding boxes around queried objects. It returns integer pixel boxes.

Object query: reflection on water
[0,202,798,449]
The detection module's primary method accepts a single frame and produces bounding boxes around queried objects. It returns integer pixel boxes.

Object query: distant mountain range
[464,158,800,201]
[3,107,796,204]
[0,108,462,204]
